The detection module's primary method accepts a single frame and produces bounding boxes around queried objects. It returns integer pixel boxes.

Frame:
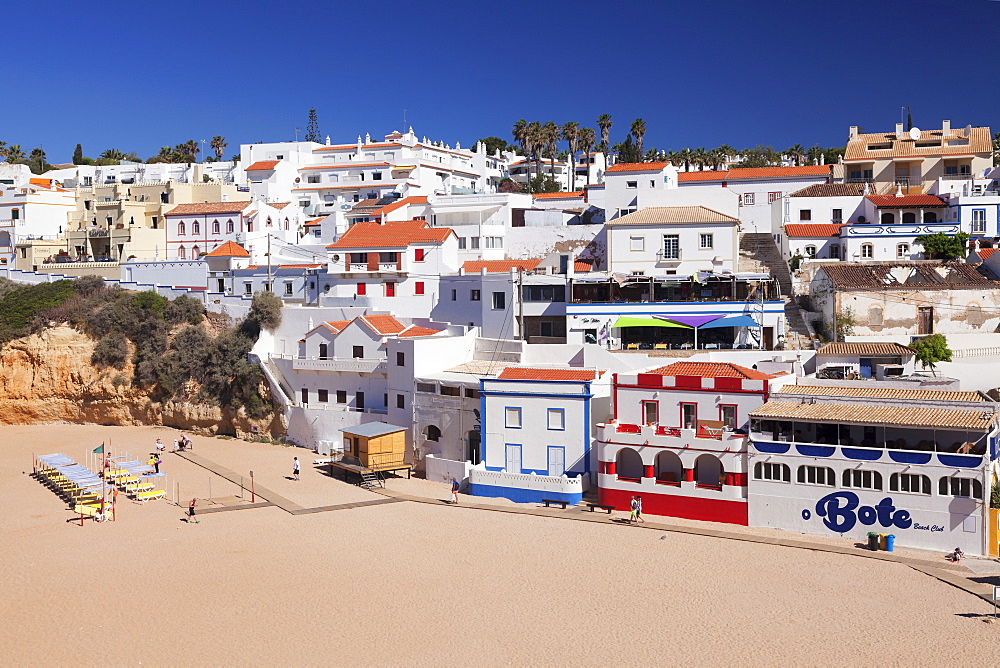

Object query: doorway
[505,444,522,474]
[547,446,565,476]
[918,306,933,334]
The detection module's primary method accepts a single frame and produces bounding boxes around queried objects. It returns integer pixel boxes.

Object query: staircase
[739,232,813,348]
[359,467,382,490]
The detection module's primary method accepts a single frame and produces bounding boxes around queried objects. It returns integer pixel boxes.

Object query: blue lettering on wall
[813,492,913,533]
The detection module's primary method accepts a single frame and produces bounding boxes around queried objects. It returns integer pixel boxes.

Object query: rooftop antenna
[403,109,407,126]
[294,127,301,142]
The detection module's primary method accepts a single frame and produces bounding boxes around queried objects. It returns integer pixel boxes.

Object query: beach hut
[330,422,412,483]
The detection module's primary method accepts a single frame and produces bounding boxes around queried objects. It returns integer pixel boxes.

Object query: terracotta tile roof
[607,206,738,226]
[677,170,728,182]
[205,241,250,258]
[789,183,867,197]
[574,258,595,272]
[533,191,584,199]
[844,127,993,161]
[371,196,428,216]
[816,342,916,357]
[326,220,453,249]
[497,367,601,381]
[866,194,946,208]
[398,325,443,338]
[784,223,843,238]
[605,161,669,173]
[726,165,831,179]
[166,201,251,216]
[298,162,391,171]
[820,262,997,290]
[749,400,997,430]
[776,384,983,402]
[976,248,997,260]
[646,361,778,380]
[268,202,290,210]
[358,314,406,336]
[462,259,541,273]
[304,217,325,226]
[307,320,350,336]
[245,161,280,171]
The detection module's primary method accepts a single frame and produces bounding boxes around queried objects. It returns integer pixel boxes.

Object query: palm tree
[677,148,693,172]
[786,144,806,166]
[0,141,7,160]
[542,121,559,182]
[29,147,47,174]
[577,127,596,185]
[597,114,613,166]
[211,136,228,160]
[6,144,26,162]
[512,119,528,157]
[630,118,647,157]
[527,121,543,181]
[716,145,735,170]
[561,122,580,191]
[178,140,200,163]
[101,148,126,161]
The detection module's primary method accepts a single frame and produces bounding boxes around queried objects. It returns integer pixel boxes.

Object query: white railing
[277,354,387,373]
[299,403,388,414]
[952,347,1000,359]
[468,467,588,494]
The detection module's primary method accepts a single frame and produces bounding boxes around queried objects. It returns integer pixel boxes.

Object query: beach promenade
[3,424,998,665]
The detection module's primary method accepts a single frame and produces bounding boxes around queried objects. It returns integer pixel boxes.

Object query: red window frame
[356,282,367,296]
[768,191,781,203]
[641,400,658,425]
[680,402,698,429]
[385,281,396,297]
[414,248,425,262]
[414,281,425,295]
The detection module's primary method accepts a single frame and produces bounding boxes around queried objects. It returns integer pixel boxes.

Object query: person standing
[155,438,164,452]
[450,478,460,504]
[293,457,301,481]
[154,456,161,474]
[635,495,644,523]
[629,496,638,523]
[188,498,198,523]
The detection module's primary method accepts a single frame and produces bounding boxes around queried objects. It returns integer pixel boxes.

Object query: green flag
[93,443,104,454]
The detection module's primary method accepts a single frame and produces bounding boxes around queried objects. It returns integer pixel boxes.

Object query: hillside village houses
[4,116,1000,556]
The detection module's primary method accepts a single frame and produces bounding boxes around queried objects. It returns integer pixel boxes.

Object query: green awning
[611,316,692,329]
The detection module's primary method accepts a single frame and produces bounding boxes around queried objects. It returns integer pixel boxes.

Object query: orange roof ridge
[606,161,669,173]
[784,223,843,238]
[205,241,250,258]
[326,220,453,249]
[358,314,406,336]
[245,161,280,171]
[462,259,541,273]
[497,367,602,381]
[644,361,778,380]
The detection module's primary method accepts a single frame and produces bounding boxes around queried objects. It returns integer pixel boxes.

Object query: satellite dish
[964,124,972,138]
[908,127,921,141]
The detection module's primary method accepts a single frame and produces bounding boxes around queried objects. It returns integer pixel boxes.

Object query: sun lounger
[137,490,165,502]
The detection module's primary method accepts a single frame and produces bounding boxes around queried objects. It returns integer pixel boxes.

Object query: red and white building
[164,200,297,262]
[596,361,792,524]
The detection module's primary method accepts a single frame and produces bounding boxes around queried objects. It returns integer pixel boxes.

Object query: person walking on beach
[155,438,164,452]
[450,478,460,504]
[188,498,198,523]
[629,496,639,523]
[154,456,161,474]
[635,495,644,523]
[293,457,301,481]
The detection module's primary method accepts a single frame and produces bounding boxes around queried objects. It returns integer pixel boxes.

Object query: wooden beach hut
[332,422,412,481]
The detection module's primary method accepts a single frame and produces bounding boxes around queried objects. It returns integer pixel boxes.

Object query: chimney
[849,126,859,140]
[942,119,951,135]
[895,122,904,137]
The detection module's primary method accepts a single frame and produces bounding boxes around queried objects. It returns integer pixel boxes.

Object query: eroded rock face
[0,325,283,438]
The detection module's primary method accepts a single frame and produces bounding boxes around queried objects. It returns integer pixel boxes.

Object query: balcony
[340,262,404,273]
[600,421,746,453]
[281,354,387,373]
[942,171,973,181]
[654,249,683,263]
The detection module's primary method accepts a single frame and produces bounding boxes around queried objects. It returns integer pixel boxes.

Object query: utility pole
[266,234,272,292]
[517,267,524,340]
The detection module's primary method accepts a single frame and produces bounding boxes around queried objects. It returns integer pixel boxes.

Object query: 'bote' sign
[803,492,914,533]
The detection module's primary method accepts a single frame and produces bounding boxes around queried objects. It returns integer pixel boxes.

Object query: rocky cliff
[0,325,284,438]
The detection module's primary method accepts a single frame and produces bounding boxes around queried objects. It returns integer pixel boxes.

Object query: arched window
[896,243,910,258]
[227,219,234,233]
[694,453,723,488]
[804,245,817,258]
[177,221,186,235]
[266,217,273,227]
[869,305,884,327]
[424,425,441,442]
[247,221,254,232]
[192,221,200,234]
[901,212,916,223]
[754,461,790,482]
[178,245,186,260]
[880,212,894,224]
[861,243,874,259]
[967,303,984,326]
[797,465,834,486]
[192,245,200,257]
[923,211,937,223]
[654,450,683,485]
[843,468,882,490]
[939,476,983,499]
[615,448,643,481]
[284,218,289,230]
[889,472,930,495]
[212,220,220,234]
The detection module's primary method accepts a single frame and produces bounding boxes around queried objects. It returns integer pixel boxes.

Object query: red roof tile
[304,217,325,226]
[462,259,541,273]
[784,223,843,238]
[645,361,778,380]
[245,161,280,171]
[977,248,996,260]
[358,314,406,336]
[497,367,601,381]
[307,320,350,335]
[533,191,584,199]
[268,202,291,210]
[327,220,453,249]
[677,170,728,182]
[371,195,429,217]
[398,325,443,338]
[166,201,251,216]
[205,241,250,258]
[606,161,669,173]
[574,259,595,272]
[725,165,831,179]
[866,194,946,208]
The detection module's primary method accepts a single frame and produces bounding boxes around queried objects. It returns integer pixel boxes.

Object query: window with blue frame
[505,407,522,428]
[547,408,565,430]
[971,209,986,234]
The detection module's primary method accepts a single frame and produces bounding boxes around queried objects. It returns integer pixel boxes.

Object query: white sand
[2,424,997,665]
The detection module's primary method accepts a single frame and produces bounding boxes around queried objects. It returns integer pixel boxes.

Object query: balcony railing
[942,172,973,180]
[655,249,683,263]
[278,354,387,373]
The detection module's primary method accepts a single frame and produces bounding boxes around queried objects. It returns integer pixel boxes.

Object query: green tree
[629,118,646,156]
[561,122,580,191]
[597,114,613,166]
[786,144,806,166]
[247,291,283,331]
[211,136,228,159]
[474,136,510,155]
[5,144,26,163]
[498,177,525,193]
[305,108,321,142]
[614,135,642,163]
[177,141,199,163]
[993,131,1000,166]
[28,147,48,174]
[72,144,84,165]
[739,145,782,168]
[915,231,969,260]
[527,173,560,193]
[527,121,543,180]
[100,148,126,162]
[910,334,951,375]
[541,121,559,180]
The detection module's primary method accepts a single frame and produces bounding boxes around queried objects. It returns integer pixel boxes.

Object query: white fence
[951,347,1000,359]
[425,455,474,485]
[468,466,588,503]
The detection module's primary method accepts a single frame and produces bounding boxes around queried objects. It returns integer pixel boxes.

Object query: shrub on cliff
[246,291,282,332]
[0,280,76,346]
[91,331,128,369]
[165,295,205,326]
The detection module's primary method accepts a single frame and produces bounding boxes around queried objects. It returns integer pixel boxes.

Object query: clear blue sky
[5,0,998,163]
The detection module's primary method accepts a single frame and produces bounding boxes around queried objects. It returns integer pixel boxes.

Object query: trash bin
[867,532,880,551]
[879,534,888,550]
[885,534,895,552]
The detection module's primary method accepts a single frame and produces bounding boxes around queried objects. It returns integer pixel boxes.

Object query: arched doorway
[901,212,916,223]
[616,448,643,481]
[923,211,937,223]
[654,450,683,485]
[694,454,723,488]
[880,212,894,224]
[423,425,441,442]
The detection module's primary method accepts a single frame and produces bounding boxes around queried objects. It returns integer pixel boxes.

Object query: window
[754,462,790,482]
[505,407,522,428]
[307,175,320,184]
[642,401,658,425]
[352,346,364,359]
[192,221,200,234]
[720,405,737,430]
[356,392,365,409]
[967,303,984,326]
[465,388,478,399]
[372,172,382,181]
[492,292,506,310]
[618,208,636,217]
[318,344,329,360]
[681,403,697,429]
[830,244,840,259]
[522,285,566,302]
[799,210,811,221]
[843,469,882,490]
[890,473,930,495]
[396,352,405,367]
[424,425,441,441]
[804,245,816,258]
[284,283,293,295]
[416,383,436,393]
[880,212,894,225]
[440,385,460,396]
[661,235,680,260]
[470,237,480,249]
[317,389,328,403]
[177,221,186,235]
[869,305,884,327]
[336,390,347,403]
[896,243,910,258]
[457,237,467,249]
[629,236,645,251]
[384,281,396,297]
[742,193,755,206]
[484,237,503,249]
[451,289,457,301]
[414,248,425,262]
[470,289,481,301]
[396,394,405,409]
[244,283,252,295]
[939,476,983,499]
[356,283,366,296]
[699,233,714,249]
[247,221,253,232]
[972,209,986,234]
[626,180,638,189]
[301,389,308,404]
[861,243,873,259]
[832,208,843,223]
[768,192,781,204]
[901,212,916,224]
[547,408,565,430]
[415,282,425,296]
[178,246,187,260]
[212,220,220,234]
[797,465,834,486]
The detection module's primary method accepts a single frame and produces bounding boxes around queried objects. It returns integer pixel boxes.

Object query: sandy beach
[2,424,997,666]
